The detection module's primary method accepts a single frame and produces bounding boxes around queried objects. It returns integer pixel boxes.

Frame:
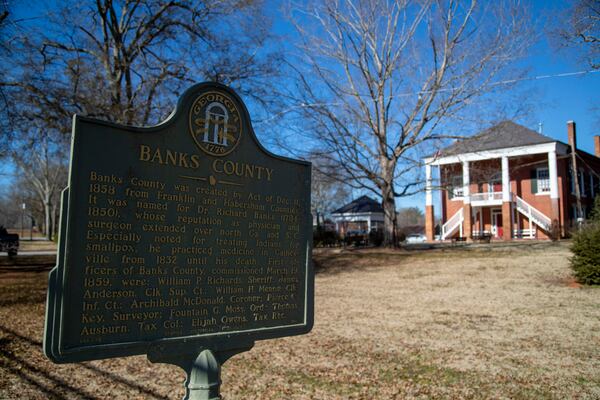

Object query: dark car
[0,226,19,256]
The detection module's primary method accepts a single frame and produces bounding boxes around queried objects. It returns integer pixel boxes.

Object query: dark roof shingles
[439,121,556,157]
[332,195,383,214]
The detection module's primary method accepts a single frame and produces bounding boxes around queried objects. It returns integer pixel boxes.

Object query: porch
[424,139,564,242]
[441,193,553,241]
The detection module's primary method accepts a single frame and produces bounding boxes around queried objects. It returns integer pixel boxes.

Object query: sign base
[148,343,254,400]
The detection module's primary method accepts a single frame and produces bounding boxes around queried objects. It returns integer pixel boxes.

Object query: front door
[491,209,503,238]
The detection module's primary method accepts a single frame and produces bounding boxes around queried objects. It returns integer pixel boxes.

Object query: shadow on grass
[313,250,413,276]
[0,324,167,400]
[313,240,571,276]
[0,283,48,308]
[0,348,96,399]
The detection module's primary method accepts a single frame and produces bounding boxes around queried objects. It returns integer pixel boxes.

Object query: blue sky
[268,0,600,210]
[388,0,600,210]
[1,0,599,213]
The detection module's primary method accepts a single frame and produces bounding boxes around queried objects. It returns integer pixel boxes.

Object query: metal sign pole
[148,343,253,400]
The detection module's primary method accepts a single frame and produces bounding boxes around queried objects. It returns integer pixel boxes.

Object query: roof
[438,121,556,157]
[332,196,383,215]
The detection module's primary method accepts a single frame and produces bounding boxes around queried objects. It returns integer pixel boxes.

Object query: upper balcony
[451,191,512,206]
[470,191,506,206]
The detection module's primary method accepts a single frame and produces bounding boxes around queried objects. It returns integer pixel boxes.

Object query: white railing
[513,228,536,239]
[515,195,552,232]
[470,191,503,202]
[442,208,463,240]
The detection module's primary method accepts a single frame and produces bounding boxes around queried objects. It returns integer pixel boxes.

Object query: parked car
[404,233,427,244]
[0,226,19,256]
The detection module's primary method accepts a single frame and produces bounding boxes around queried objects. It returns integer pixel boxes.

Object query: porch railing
[442,208,463,240]
[515,195,552,232]
[513,228,536,239]
[470,191,503,202]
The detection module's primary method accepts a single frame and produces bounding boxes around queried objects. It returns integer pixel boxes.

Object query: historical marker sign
[44,82,313,376]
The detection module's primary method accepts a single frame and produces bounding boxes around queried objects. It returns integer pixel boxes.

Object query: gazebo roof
[332,196,383,215]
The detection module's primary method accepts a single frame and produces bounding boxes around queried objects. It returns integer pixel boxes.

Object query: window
[450,175,463,199]
[488,172,501,194]
[536,168,550,193]
[580,170,586,197]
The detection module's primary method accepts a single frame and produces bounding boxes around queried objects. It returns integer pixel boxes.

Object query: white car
[404,234,427,244]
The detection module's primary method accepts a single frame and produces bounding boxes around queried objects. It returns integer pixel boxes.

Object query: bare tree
[396,207,424,227]
[285,0,533,245]
[0,0,16,155]
[2,0,281,135]
[310,155,351,226]
[11,129,68,240]
[1,177,48,236]
[559,0,600,69]
[1,1,281,236]
[0,2,11,45]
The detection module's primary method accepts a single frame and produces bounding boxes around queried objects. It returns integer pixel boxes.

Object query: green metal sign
[44,83,313,399]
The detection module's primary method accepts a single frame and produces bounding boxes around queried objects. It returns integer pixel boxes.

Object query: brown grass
[1,241,599,399]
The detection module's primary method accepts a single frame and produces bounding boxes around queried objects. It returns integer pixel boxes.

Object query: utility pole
[568,121,583,228]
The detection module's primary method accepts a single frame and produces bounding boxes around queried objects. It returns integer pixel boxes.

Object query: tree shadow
[0,349,96,399]
[0,324,168,399]
[0,270,48,307]
[313,250,413,276]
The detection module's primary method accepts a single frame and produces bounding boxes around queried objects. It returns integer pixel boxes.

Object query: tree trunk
[52,202,59,240]
[44,201,51,240]
[382,183,397,247]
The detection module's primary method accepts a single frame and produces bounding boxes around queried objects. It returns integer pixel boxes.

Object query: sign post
[44,83,313,399]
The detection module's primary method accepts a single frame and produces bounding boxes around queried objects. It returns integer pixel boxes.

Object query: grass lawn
[0,241,599,399]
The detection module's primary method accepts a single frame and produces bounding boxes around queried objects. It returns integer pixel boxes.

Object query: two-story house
[424,121,600,241]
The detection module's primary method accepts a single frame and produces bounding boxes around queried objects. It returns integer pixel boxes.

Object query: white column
[548,150,559,199]
[462,161,470,204]
[425,163,433,206]
[501,156,510,201]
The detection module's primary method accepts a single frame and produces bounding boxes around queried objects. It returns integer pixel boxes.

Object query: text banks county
[44,82,313,364]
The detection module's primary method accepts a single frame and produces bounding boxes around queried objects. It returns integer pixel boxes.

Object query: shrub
[570,223,600,285]
[313,227,340,247]
[396,231,406,244]
[570,196,600,285]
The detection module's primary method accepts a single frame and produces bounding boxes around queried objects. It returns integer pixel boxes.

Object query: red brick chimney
[567,121,577,150]
[595,135,600,158]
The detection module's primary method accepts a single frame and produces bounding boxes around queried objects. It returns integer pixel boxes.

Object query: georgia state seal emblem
[189,91,242,156]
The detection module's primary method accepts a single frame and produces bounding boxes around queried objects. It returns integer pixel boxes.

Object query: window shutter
[530,169,538,194]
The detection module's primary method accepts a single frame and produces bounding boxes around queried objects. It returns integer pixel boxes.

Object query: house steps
[514,195,552,233]
[441,208,463,240]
